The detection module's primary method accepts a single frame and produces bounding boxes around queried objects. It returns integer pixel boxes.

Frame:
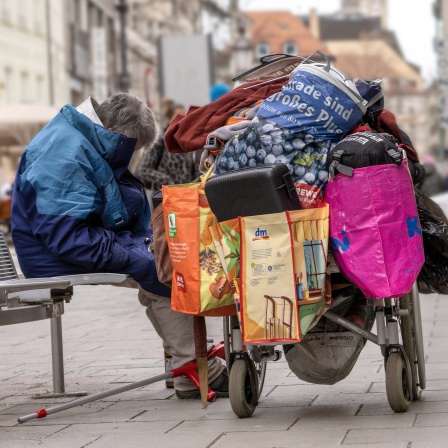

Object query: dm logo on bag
[167,212,177,237]
[252,227,270,242]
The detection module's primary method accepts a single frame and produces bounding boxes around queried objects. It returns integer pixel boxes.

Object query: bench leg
[32,316,87,399]
[50,316,65,394]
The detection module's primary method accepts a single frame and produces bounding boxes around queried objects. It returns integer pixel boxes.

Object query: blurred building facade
[0,0,51,182]
[434,0,448,168]
[0,0,441,183]
[243,11,329,67]
[227,2,434,161]
[341,0,388,28]
[0,0,228,117]
[0,1,49,106]
[0,0,226,180]
[303,4,430,158]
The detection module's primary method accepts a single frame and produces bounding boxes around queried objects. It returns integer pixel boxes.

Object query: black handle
[259,54,296,64]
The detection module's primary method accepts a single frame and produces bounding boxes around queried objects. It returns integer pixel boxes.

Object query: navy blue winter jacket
[11,104,170,297]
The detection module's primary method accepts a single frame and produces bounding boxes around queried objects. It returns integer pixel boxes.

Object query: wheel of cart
[223,315,281,418]
[383,282,426,412]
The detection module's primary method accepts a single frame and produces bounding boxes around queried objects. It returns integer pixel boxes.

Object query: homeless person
[10,93,228,399]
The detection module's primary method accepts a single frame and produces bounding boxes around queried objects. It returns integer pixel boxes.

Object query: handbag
[162,168,236,316]
[325,157,425,299]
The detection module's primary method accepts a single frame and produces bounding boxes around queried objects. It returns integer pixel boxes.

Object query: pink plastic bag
[325,160,424,299]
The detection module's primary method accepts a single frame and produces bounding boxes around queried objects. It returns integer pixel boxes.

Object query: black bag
[326,131,403,178]
[415,188,448,294]
[204,163,301,222]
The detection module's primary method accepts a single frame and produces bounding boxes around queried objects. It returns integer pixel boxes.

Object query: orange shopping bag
[162,171,235,316]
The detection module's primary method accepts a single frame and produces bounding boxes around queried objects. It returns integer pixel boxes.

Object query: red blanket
[374,109,419,163]
[164,78,287,154]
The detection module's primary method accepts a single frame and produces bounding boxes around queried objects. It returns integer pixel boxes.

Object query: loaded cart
[204,160,426,417]
[222,275,425,417]
[195,53,428,417]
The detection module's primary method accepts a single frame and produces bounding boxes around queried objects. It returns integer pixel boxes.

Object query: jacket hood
[61,104,136,171]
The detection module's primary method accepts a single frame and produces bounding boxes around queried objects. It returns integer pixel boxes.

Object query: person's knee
[125,243,171,297]
[137,289,152,308]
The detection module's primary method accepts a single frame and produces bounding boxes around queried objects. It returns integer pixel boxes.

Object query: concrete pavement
[1,248,448,447]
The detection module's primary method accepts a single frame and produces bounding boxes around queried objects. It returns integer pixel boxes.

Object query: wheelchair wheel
[229,358,258,418]
[399,294,419,400]
[385,351,411,412]
[411,282,426,390]
[247,346,267,396]
[223,316,267,397]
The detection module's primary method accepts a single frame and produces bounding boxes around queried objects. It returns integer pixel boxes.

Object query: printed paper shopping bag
[237,205,330,344]
[209,218,242,321]
[162,176,235,316]
[238,212,298,344]
[325,161,425,299]
[288,205,331,337]
[209,218,240,286]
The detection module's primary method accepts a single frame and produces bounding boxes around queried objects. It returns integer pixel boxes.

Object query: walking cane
[18,342,225,423]
[194,315,209,409]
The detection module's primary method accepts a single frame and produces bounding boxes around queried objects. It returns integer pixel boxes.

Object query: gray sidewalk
[1,259,448,447]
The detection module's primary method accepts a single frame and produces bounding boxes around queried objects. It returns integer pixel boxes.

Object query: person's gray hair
[95,93,157,149]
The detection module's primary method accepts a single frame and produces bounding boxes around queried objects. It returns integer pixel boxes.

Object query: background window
[4,67,13,103]
[256,43,270,58]
[283,42,297,55]
[20,72,30,103]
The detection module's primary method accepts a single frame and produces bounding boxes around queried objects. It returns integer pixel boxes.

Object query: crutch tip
[37,409,47,419]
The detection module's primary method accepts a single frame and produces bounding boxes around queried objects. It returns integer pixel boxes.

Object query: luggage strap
[329,149,354,178]
[387,146,403,166]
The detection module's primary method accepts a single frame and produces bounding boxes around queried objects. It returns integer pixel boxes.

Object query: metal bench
[0,230,127,398]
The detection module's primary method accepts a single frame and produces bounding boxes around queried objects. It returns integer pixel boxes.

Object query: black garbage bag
[415,188,448,294]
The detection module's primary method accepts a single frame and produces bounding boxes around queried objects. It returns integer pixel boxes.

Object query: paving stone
[35,437,102,448]
[290,409,415,430]
[1,261,447,447]
[257,392,316,408]
[344,426,448,445]
[420,390,448,402]
[414,412,448,427]
[369,379,448,393]
[171,407,303,432]
[0,424,69,440]
[312,392,390,407]
[265,381,371,400]
[358,399,448,415]
[412,444,448,448]
[209,429,348,447]
[48,420,177,437]
[339,445,407,448]
[87,431,222,448]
